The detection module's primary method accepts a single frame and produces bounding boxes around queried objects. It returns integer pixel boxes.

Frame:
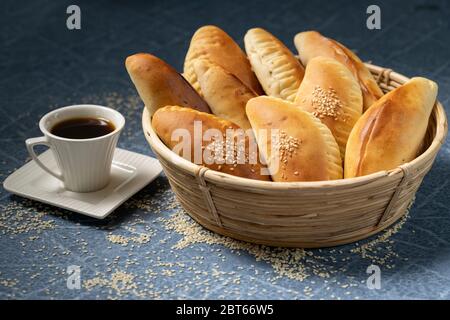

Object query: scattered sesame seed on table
[1,0,450,300]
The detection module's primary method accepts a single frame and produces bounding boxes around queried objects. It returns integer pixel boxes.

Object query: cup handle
[25,136,64,181]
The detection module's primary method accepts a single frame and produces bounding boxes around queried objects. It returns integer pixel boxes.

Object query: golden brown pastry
[344,77,438,178]
[294,31,383,111]
[193,59,256,130]
[184,25,263,96]
[294,56,363,158]
[152,106,271,181]
[246,96,342,182]
[125,53,210,115]
[244,28,305,102]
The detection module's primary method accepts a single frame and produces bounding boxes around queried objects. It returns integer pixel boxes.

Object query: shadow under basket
[142,63,448,248]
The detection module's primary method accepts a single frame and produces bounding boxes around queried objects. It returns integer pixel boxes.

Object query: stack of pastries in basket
[126,26,438,182]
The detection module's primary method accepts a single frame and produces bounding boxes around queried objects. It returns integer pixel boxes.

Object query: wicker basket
[142,63,448,248]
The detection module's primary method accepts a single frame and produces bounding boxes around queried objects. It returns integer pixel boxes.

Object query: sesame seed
[311,85,343,119]
[275,131,301,170]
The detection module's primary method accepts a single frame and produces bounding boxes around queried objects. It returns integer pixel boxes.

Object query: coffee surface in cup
[51,117,115,139]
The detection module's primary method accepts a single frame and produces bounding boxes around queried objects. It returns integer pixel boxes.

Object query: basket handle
[195,166,223,227]
[375,68,393,86]
[377,165,412,226]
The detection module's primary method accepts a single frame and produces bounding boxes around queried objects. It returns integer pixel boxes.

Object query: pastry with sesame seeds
[125,53,210,115]
[246,96,342,181]
[294,31,383,111]
[295,56,363,159]
[244,28,305,102]
[193,59,256,130]
[184,25,263,97]
[152,105,271,181]
[345,77,438,178]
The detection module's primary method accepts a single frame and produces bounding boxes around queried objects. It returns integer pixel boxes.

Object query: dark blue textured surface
[0,0,449,299]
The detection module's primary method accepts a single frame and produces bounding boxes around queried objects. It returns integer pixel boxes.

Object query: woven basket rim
[142,63,448,189]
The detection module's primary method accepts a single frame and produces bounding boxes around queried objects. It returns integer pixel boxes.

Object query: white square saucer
[3,148,162,219]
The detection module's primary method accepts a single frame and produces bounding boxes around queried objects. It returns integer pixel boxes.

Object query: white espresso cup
[25,104,125,193]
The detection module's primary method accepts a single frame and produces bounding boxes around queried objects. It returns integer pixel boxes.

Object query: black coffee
[51,117,115,139]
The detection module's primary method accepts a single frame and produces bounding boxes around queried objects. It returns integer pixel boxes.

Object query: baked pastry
[125,53,210,115]
[244,28,305,102]
[294,56,363,158]
[152,105,271,181]
[193,59,256,130]
[184,25,263,96]
[294,31,383,111]
[344,77,438,178]
[246,96,343,181]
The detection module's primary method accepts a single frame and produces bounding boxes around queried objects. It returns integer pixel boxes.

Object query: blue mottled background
[1,0,449,300]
